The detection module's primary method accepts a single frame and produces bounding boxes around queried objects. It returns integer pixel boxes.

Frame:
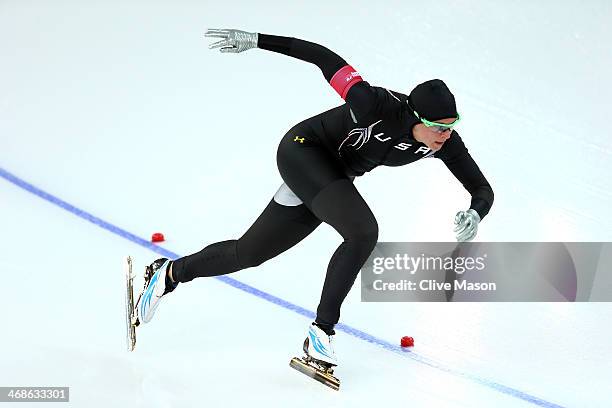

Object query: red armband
[329,65,363,99]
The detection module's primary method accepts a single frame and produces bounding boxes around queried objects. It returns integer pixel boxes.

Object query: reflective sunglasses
[409,102,461,133]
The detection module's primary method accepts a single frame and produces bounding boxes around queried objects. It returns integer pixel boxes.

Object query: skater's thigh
[310,179,378,240]
[236,197,322,268]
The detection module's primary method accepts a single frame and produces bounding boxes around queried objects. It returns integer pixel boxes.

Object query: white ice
[1,1,611,407]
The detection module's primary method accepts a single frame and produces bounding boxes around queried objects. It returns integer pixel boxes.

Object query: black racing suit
[171,34,494,334]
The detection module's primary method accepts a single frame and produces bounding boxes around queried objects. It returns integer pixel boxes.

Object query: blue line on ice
[0,166,564,408]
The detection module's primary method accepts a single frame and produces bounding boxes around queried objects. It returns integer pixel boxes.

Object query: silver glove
[453,209,481,242]
[204,28,258,53]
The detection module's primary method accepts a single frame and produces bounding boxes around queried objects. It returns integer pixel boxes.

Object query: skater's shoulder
[373,87,410,112]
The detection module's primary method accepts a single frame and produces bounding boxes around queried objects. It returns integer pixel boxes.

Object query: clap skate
[289,324,340,390]
[124,256,177,351]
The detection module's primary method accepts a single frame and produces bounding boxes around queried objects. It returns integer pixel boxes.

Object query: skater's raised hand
[454,209,480,242]
[205,28,258,53]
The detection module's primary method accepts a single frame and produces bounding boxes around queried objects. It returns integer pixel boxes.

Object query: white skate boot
[305,323,338,366]
[289,323,340,390]
[136,258,177,324]
[125,257,178,351]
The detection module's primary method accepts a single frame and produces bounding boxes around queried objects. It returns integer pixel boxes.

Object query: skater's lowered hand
[454,209,480,242]
[205,28,258,53]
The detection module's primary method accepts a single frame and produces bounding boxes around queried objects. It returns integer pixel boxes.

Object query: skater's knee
[346,219,378,250]
[235,238,270,269]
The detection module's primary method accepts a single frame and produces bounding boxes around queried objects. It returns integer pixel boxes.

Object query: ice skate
[289,323,340,390]
[124,257,177,351]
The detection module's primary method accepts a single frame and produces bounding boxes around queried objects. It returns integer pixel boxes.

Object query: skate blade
[290,357,340,391]
[125,256,138,352]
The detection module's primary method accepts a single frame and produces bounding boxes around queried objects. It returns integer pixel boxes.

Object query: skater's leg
[309,179,378,332]
[276,125,378,333]
[171,197,321,283]
[132,185,322,329]
[133,196,321,325]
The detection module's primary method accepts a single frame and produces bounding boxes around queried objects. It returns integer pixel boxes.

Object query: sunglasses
[409,102,461,133]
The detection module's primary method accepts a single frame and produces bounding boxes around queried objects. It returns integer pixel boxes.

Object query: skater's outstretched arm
[436,131,494,220]
[204,28,377,121]
[434,131,494,241]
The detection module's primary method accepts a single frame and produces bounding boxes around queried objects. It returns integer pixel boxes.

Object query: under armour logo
[293,136,305,143]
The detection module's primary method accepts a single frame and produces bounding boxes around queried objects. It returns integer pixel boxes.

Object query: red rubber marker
[401,336,414,348]
[151,232,165,243]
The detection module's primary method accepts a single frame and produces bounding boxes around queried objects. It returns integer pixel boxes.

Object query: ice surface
[1,1,611,407]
